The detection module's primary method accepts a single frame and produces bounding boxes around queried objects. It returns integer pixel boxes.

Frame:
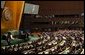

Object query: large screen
[24,3,39,14]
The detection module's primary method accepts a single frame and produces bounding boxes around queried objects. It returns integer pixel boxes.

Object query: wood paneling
[1,1,25,33]
[28,1,84,15]
[20,1,84,31]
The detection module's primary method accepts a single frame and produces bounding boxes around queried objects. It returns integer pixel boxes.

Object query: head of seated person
[2,35,7,40]
[38,52,44,54]
[38,42,42,45]
[44,51,49,54]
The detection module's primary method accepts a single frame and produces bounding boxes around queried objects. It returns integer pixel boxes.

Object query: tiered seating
[1,30,84,54]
